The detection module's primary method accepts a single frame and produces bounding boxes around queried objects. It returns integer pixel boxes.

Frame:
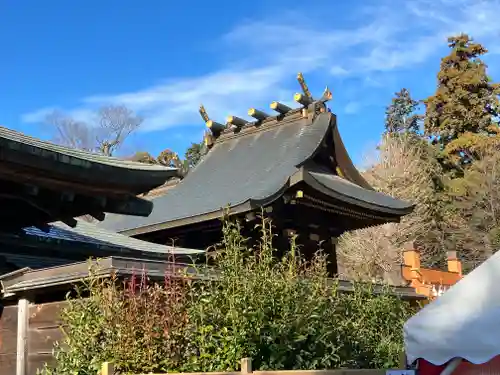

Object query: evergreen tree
[385,88,421,134]
[424,34,500,169]
[130,151,157,164]
[184,141,204,168]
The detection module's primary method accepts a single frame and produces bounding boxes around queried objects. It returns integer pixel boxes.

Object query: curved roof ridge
[0,125,175,171]
[330,120,373,190]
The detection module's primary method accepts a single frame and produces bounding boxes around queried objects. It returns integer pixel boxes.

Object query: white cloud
[21,107,56,123]
[83,66,288,131]
[344,102,361,115]
[21,0,500,132]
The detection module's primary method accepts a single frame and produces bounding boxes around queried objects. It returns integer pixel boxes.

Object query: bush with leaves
[183,218,414,371]
[39,264,191,375]
[40,218,414,374]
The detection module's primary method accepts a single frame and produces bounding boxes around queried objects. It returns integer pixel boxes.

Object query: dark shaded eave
[0,126,178,193]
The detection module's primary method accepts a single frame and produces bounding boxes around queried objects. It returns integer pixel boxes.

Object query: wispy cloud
[21,0,500,132]
[21,107,56,123]
[344,102,361,115]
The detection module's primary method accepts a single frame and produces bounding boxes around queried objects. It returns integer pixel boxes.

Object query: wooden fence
[100,358,387,375]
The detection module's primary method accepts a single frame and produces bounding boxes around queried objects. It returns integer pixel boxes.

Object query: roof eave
[0,128,179,194]
[300,168,414,217]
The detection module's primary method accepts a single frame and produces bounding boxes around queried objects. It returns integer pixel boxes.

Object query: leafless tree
[44,105,143,156]
[337,134,445,281]
[45,111,96,152]
[95,105,143,156]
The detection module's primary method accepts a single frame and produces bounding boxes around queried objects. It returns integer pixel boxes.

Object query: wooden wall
[0,301,67,375]
[0,305,17,375]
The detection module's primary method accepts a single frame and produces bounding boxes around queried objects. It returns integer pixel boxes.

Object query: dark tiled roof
[304,166,412,214]
[101,112,331,233]
[100,111,413,234]
[20,219,203,256]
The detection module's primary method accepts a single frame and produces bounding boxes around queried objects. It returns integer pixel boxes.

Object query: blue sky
[1,0,500,165]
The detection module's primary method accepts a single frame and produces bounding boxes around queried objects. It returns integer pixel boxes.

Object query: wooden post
[399,351,407,369]
[241,358,252,375]
[101,362,114,375]
[16,298,29,375]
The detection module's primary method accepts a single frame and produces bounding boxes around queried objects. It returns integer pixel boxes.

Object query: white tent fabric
[404,250,500,365]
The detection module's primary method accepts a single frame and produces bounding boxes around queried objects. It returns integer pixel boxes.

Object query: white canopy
[404,250,500,365]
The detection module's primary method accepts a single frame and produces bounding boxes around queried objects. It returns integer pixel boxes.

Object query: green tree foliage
[424,34,500,169]
[184,141,204,168]
[441,145,500,269]
[385,88,421,134]
[131,148,190,177]
[130,151,157,164]
[40,219,414,374]
[132,141,204,177]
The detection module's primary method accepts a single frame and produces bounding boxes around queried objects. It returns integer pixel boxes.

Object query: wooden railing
[99,358,387,375]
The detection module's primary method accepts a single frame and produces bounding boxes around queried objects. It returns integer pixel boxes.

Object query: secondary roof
[0,126,178,228]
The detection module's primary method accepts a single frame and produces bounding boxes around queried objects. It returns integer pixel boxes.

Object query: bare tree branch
[44,105,143,156]
[337,134,445,281]
[96,105,143,156]
[44,111,96,152]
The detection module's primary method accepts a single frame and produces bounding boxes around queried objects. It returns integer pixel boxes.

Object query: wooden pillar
[16,298,29,375]
[328,237,339,277]
[241,357,252,374]
[403,241,421,283]
[447,250,462,276]
[101,362,115,375]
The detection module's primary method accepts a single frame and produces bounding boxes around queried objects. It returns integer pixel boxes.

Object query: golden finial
[320,86,333,103]
[297,72,313,100]
[199,104,210,123]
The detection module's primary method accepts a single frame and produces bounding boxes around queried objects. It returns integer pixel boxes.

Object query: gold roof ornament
[270,101,292,114]
[226,115,248,130]
[248,108,269,121]
[297,72,313,100]
[201,104,226,136]
[206,120,226,134]
[294,93,313,107]
[199,104,210,123]
[319,86,333,103]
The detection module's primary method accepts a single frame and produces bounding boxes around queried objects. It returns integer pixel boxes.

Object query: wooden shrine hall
[100,74,415,275]
[0,77,421,375]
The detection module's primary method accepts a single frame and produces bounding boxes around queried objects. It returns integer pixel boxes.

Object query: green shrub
[39,265,190,375]
[39,217,414,374]
[182,218,414,371]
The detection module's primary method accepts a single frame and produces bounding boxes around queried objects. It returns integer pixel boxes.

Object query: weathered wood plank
[28,327,62,354]
[28,353,54,375]
[29,301,66,328]
[0,305,18,331]
[0,305,18,356]
[0,330,18,354]
[0,353,16,375]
